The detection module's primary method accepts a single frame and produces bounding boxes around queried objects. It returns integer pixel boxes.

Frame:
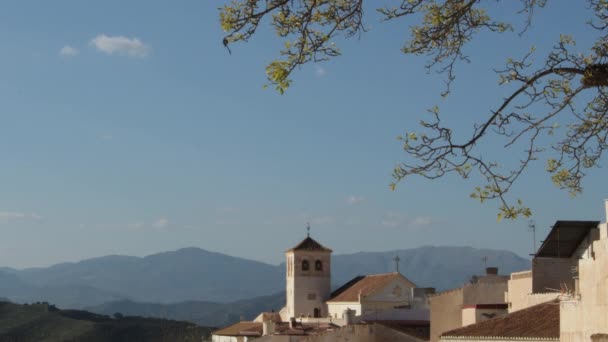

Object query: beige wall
[507,270,532,312]
[560,222,608,341]
[430,277,508,342]
[430,289,464,342]
[461,307,508,326]
[507,270,559,313]
[462,282,508,304]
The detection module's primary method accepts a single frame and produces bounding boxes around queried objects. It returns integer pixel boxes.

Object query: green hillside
[0,301,212,342]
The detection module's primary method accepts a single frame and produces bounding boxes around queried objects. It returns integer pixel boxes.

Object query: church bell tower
[284,225,332,319]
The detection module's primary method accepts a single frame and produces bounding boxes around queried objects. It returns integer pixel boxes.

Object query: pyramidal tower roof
[286,236,332,253]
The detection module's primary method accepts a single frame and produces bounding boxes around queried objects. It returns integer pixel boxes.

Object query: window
[314,308,320,318]
[315,260,323,271]
[302,260,310,271]
[307,293,316,300]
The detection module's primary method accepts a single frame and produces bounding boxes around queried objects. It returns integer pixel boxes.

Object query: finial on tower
[393,255,401,273]
[481,256,488,269]
[306,222,310,237]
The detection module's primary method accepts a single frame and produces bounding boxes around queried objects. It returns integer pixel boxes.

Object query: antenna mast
[528,220,537,255]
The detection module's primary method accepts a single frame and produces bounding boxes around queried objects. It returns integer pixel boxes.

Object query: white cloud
[0,212,43,222]
[59,45,79,57]
[412,216,433,226]
[152,217,169,229]
[381,219,401,228]
[346,195,365,205]
[126,222,145,230]
[314,65,327,77]
[90,34,149,57]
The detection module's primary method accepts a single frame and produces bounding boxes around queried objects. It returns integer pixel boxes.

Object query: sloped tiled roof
[286,236,332,253]
[212,322,262,337]
[441,300,559,339]
[327,272,416,302]
[373,320,430,341]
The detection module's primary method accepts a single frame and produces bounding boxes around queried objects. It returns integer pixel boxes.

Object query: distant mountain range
[86,292,286,328]
[0,246,530,317]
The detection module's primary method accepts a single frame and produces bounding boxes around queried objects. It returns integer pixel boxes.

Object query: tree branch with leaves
[220,0,608,219]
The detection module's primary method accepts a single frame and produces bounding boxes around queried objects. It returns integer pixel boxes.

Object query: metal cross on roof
[306,222,310,237]
[393,255,401,273]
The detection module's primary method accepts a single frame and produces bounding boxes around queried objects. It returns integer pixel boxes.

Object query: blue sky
[0,1,606,268]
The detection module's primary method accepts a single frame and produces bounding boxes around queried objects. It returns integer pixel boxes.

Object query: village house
[438,199,608,341]
[428,267,510,342]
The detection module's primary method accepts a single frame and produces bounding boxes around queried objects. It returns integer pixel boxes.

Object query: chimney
[486,267,498,275]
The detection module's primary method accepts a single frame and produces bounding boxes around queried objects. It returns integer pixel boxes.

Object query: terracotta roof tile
[286,237,332,252]
[328,272,416,302]
[441,300,559,339]
[373,320,430,341]
[212,322,262,337]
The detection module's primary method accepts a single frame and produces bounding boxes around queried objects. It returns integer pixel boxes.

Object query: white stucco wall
[285,250,331,319]
[212,335,246,342]
[328,302,361,318]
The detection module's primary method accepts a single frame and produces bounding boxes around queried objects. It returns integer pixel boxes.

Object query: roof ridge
[365,272,399,277]
[286,236,332,253]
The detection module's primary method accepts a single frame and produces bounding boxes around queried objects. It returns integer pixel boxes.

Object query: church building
[212,230,433,342]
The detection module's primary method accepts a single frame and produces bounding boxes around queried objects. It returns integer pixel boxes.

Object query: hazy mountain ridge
[86,292,286,328]
[0,246,530,310]
[15,247,283,305]
[332,245,531,290]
